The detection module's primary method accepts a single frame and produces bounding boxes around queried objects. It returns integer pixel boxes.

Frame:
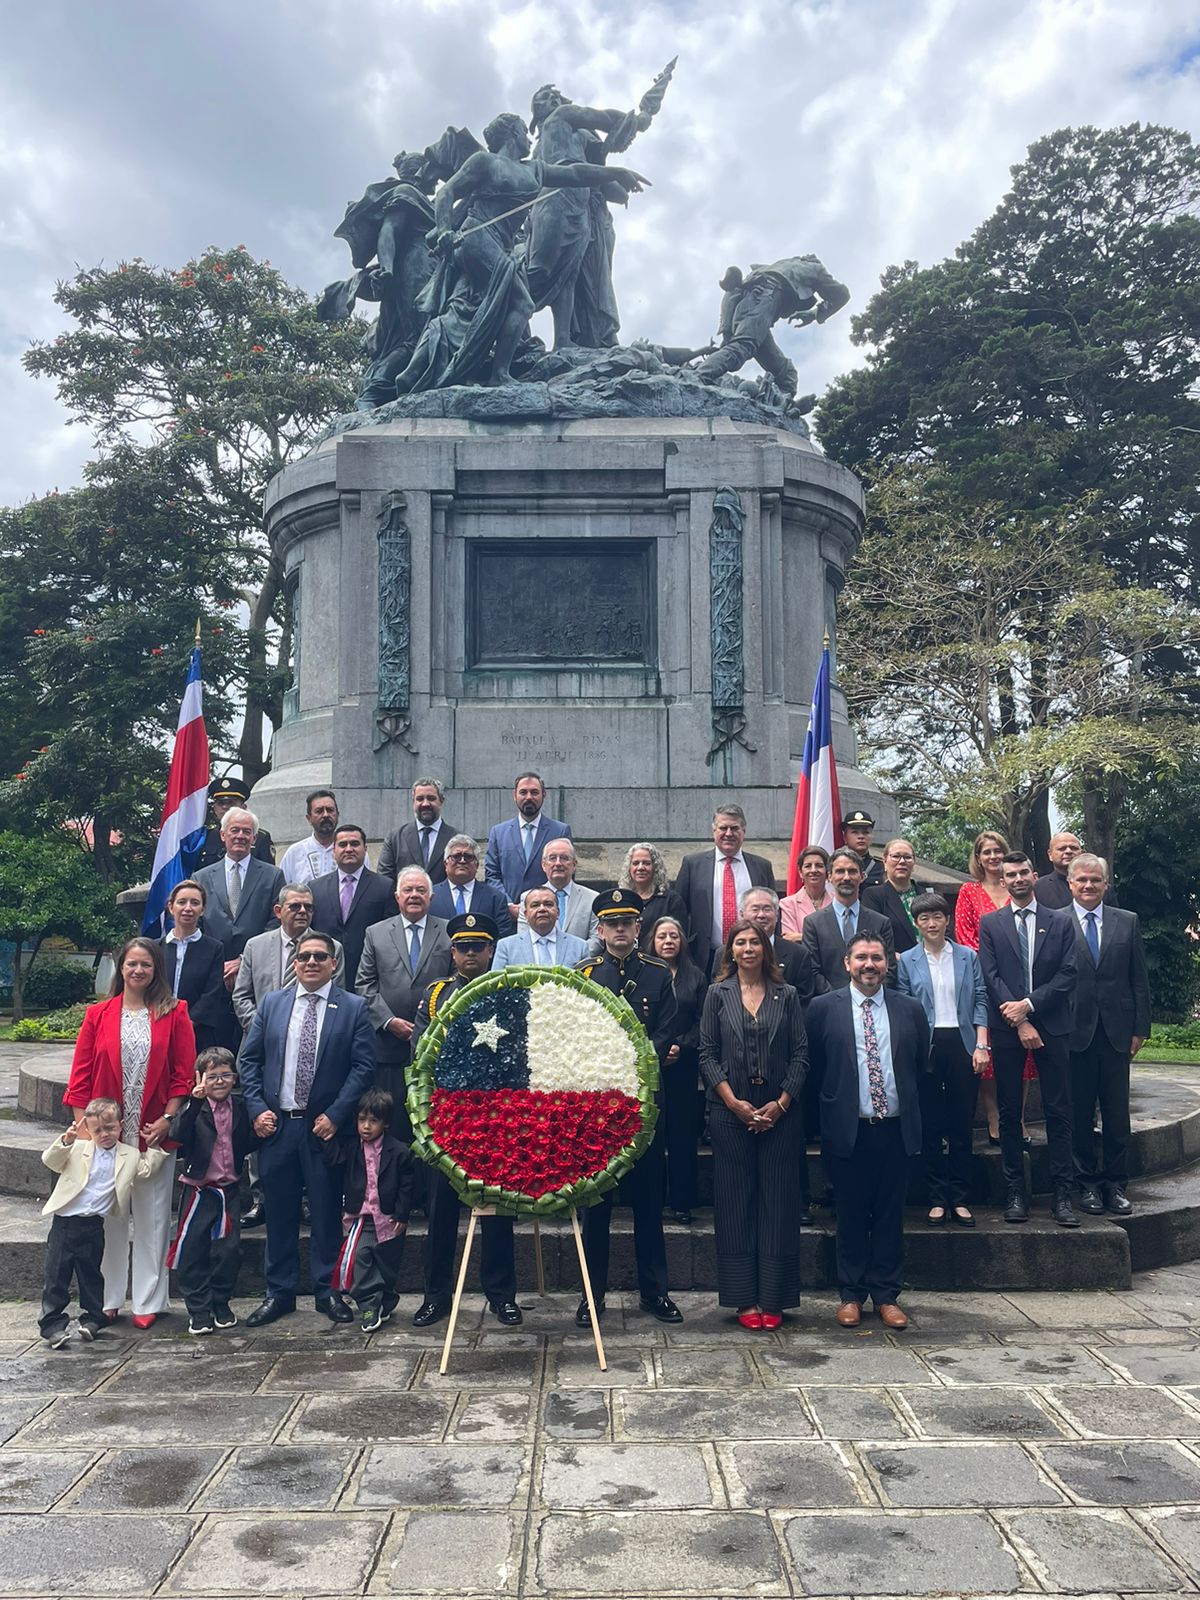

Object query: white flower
[526,982,639,1097]
[471,1014,509,1052]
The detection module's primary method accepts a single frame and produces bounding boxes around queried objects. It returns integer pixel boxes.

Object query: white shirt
[1073,899,1104,950]
[280,982,332,1110]
[850,985,898,1118]
[447,880,475,915]
[164,929,202,996]
[414,817,444,864]
[925,944,958,1030]
[60,1143,118,1218]
[531,931,558,966]
[710,850,752,950]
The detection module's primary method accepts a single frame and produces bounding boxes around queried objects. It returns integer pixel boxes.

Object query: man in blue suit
[239,930,377,1327]
[484,772,572,922]
[808,933,929,1331]
[978,852,1078,1228]
[429,834,516,936]
[493,887,588,969]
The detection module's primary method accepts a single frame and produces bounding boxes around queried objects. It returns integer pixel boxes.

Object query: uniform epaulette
[426,978,453,1019]
[639,953,670,970]
[574,960,598,976]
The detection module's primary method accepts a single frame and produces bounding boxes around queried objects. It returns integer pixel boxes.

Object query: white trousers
[102,1152,176,1314]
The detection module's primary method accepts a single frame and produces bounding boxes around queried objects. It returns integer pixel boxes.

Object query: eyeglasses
[447,852,478,863]
[295,952,332,964]
[455,939,491,952]
[203,1072,235,1082]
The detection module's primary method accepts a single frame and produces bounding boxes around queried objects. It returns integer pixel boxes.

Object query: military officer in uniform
[197,776,275,869]
[841,809,883,890]
[574,889,683,1326]
[408,913,521,1328]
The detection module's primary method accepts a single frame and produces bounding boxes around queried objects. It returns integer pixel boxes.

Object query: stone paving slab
[1001,1507,1184,1592]
[1037,1440,1200,1504]
[804,1387,912,1439]
[100,1350,277,1393]
[0,1348,126,1392]
[895,1384,1069,1438]
[543,1390,610,1439]
[618,1387,815,1439]
[654,1347,759,1387]
[67,1447,225,1510]
[760,1345,932,1386]
[1103,1343,1200,1385]
[1140,1506,1200,1583]
[353,1443,527,1508]
[547,1348,653,1388]
[420,1347,543,1389]
[0,1394,51,1443]
[261,1349,420,1391]
[540,1441,717,1508]
[720,1441,865,1508]
[532,1509,787,1594]
[288,1390,452,1443]
[18,1393,295,1447]
[452,1391,534,1441]
[0,1447,96,1509]
[374,1508,520,1593]
[918,1342,1119,1385]
[863,1441,1063,1506]
[198,1444,358,1509]
[166,1512,389,1595]
[0,1511,194,1595]
[781,1508,1021,1595]
[1044,1384,1200,1438]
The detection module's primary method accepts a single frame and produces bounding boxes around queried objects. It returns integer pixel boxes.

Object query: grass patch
[1139,1049,1200,1067]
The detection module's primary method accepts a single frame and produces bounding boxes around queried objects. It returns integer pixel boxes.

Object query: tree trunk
[237,553,284,787]
[1027,788,1051,870]
[91,811,116,886]
[1082,769,1125,879]
[11,945,26,1023]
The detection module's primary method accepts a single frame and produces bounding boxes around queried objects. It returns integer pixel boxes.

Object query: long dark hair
[647,915,700,975]
[713,918,785,985]
[109,937,178,1020]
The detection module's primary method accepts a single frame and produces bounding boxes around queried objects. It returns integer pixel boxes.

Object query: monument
[250,64,892,860]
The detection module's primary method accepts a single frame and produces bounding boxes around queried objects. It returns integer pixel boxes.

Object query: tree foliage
[1112,762,1200,1022]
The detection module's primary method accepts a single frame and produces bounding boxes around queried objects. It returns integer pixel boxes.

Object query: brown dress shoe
[876,1302,908,1330]
[835,1302,862,1327]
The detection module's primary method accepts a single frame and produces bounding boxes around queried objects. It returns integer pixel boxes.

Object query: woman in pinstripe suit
[699,920,808,1330]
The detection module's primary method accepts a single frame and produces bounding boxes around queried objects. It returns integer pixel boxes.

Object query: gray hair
[220,806,258,835]
[411,775,445,800]
[277,882,314,906]
[444,833,479,857]
[740,885,780,912]
[395,866,433,893]
[1068,852,1110,881]
[542,838,577,866]
[713,802,747,825]
[618,841,668,897]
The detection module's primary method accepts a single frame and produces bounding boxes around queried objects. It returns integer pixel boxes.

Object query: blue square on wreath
[433,987,532,1092]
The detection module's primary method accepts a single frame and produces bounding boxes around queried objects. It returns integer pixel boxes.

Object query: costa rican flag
[142,645,210,934]
[786,645,842,895]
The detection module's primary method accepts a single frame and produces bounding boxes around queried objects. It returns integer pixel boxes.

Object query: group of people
[40,770,1151,1346]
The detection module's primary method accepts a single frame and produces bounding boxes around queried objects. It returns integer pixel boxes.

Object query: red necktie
[721,859,738,940]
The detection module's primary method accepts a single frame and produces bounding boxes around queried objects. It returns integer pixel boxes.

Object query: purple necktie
[340,875,354,920]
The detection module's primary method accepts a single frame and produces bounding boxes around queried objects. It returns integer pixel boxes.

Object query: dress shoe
[1077,1184,1105,1215]
[760,1312,783,1330]
[671,1209,694,1226]
[489,1300,523,1326]
[798,1207,814,1227]
[737,1310,764,1330]
[239,1200,266,1228]
[411,1297,450,1328]
[1104,1183,1133,1216]
[1052,1191,1080,1228]
[877,1302,908,1330]
[640,1294,683,1323]
[131,1313,157,1330]
[575,1297,605,1327]
[927,1207,946,1226]
[951,1207,976,1228]
[987,1131,1001,1146]
[316,1294,354,1323]
[103,1309,120,1324]
[244,1296,295,1328]
[1004,1188,1029,1224]
[835,1301,861,1327]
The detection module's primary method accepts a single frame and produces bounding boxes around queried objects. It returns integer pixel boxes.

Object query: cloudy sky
[1,0,1197,507]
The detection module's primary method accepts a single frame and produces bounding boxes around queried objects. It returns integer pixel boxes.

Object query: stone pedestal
[252,415,891,854]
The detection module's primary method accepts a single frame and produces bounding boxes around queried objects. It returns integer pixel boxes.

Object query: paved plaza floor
[7,1268,1200,1597]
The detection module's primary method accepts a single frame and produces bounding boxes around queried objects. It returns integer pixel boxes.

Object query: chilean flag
[142,646,210,934]
[786,645,842,895]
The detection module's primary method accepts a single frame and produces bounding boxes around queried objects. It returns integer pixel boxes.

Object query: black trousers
[1071,1025,1132,1185]
[335,1215,406,1311]
[829,1118,907,1307]
[171,1183,242,1319]
[377,1064,429,1213]
[423,1170,516,1303]
[799,1055,833,1208]
[258,1117,343,1301]
[709,1101,804,1312]
[994,1034,1073,1192]
[921,1029,978,1207]
[583,1124,668,1301]
[41,1213,105,1338]
[661,1049,701,1211]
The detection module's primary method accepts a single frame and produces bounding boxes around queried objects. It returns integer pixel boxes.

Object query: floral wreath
[406,964,660,1216]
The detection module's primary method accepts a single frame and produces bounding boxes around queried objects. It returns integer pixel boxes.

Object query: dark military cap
[448,912,499,943]
[841,808,875,829]
[210,774,250,803]
[593,888,643,920]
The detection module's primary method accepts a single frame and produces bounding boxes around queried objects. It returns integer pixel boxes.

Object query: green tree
[23,246,361,782]
[819,124,1200,862]
[0,831,128,1020]
[1111,761,1200,1022]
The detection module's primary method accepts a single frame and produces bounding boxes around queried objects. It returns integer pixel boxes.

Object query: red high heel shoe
[131,1313,157,1330]
[737,1310,764,1330]
[760,1313,783,1330]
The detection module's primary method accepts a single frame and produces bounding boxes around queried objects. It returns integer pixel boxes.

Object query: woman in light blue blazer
[897,893,989,1227]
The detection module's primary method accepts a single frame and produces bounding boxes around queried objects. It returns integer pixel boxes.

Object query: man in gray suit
[232,883,346,1032]
[517,840,598,945]
[802,849,896,989]
[195,807,286,1049]
[356,867,454,1103]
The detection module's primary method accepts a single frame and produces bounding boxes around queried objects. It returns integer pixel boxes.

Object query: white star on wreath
[471,1014,510,1052]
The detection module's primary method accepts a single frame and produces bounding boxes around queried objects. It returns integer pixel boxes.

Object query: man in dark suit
[238,931,377,1326]
[1036,831,1119,910]
[195,808,286,1050]
[807,932,928,1330]
[802,849,896,989]
[484,772,572,922]
[429,834,515,936]
[862,839,923,955]
[355,867,454,1103]
[673,803,775,975]
[978,851,1078,1227]
[377,777,455,887]
[310,825,396,990]
[196,775,275,868]
[1067,853,1151,1218]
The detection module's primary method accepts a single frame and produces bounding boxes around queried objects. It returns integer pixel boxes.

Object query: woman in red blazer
[66,937,196,1326]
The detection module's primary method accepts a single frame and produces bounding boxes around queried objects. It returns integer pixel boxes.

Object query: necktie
[842,904,856,942]
[455,887,466,916]
[420,826,431,866]
[536,937,549,965]
[294,993,319,1108]
[721,859,738,940]
[282,937,295,984]
[340,874,354,920]
[556,888,568,926]
[1016,907,1032,985]
[1085,910,1100,962]
[228,861,242,916]
[522,822,535,864]
[862,997,888,1117]
[408,922,422,971]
